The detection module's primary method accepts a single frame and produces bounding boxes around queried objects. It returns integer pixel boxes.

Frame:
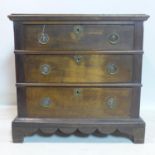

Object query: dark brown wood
[15,85,141,119]
[12,117,145,143]
[24,87,133,118]
[8,14,149,21]
[9,14,149,143]
[16,87,27,117]
[134,22,144,50]
[22,21,136,25]
[17,54,133,83]
[15,53,144,83]
[16,83,142,87]
[22,24,134,51]
[130,87,141,118]
[14,50,144,55]
[13,22,24,49]
[132,54,143,83]
[15,54,25,82]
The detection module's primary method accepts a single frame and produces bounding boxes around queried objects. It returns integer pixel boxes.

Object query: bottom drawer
[18,87,135,118]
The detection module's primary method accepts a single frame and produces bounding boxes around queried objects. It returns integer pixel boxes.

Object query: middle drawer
[16,54,133,83]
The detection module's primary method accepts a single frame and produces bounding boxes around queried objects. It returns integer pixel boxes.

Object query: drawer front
[23,24,134,50]
[19,54,133,83]
[25,87,132,118]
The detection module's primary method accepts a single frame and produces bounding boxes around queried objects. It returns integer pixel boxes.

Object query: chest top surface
[9,14,149,21]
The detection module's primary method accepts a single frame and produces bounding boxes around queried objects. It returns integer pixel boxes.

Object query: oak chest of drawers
[9,14,149,143]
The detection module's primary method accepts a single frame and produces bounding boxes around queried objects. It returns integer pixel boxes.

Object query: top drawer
[19,24,134,51]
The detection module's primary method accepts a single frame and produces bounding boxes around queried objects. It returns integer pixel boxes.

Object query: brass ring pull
[106,63,118,75]
[105,96,117,109]
[40,97,52,108]
[108,32,120,45]
[38,25,49,44]
[40,64,51,75]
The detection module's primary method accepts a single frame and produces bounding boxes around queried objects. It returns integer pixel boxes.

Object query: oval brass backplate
[40,97,52,108]
[105,96,117,109]
[106,63,118,75]
[108,32,120,45]
[38,33,49,44]
[40,64,51,75]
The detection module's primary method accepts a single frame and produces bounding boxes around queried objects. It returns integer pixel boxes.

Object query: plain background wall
[0,0,155,110]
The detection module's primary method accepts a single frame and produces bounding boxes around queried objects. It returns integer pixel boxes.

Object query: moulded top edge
[8,14,150,21]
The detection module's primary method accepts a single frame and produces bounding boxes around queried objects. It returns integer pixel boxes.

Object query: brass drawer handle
[108,32,120,45]
[105,96,117,109]
[40,64,51,75]
[40,97,52,108]
[74,88,81,97]
[38,25,49,44]
[74,55,82,64]
[106,63,118,75]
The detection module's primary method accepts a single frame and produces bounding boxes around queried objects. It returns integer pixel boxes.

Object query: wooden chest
[9,14,149,143]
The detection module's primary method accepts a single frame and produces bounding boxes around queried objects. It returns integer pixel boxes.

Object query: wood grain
[25,87,132,118]
[19,54,133,83]
[12,117,145,143]
[9,14,149,143]
[23,24,134,51]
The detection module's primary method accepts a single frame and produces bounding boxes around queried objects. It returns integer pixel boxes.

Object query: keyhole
[74,55,82,64]
[77,57,80,63]
[76,28,80,33]
[73,25,83,35]
[76,90,80,95]
[74,88,81,97]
